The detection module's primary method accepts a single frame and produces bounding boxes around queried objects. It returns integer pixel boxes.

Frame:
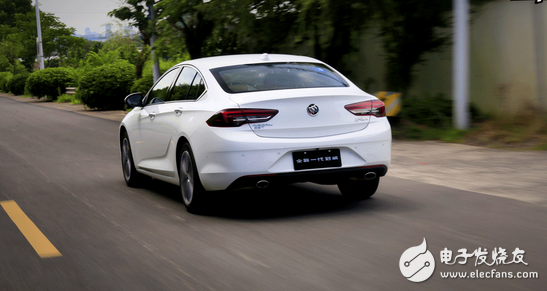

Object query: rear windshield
[210,62,349,93]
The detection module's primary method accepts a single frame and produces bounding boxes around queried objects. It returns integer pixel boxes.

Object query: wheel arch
[175,136,190,174]
[119,126,128,145]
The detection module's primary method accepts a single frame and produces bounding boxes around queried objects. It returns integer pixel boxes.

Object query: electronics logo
[399,238,436,282]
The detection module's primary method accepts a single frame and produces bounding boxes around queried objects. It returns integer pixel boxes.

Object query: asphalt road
[0,96,545,291]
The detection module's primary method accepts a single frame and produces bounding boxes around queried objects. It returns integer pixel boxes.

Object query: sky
[38,0,128,35]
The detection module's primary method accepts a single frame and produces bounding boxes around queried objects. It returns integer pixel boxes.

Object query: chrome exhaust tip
[256,180,269,189]
[364,172,377,180]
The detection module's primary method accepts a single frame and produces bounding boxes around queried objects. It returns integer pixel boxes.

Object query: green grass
[532,142,547,151]
[464,112,547,150]
[55,93,81,105]
[392,112,547,151]
[392,123,469,143]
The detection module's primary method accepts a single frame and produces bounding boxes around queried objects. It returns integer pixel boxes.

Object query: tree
[371,0,451,95]
[109,0,157,47]
[0,35,24,74]
[100,21,151,79]
[0,0,33,71]
[371,0,493,96]
[1,9,85,70]
[227,0,300,54]
[156,0,300,59]
[158,0,215,60]
[109,1,159,79]
[39,12,86,68]
[0,0,32,27]
[296,0,371,74]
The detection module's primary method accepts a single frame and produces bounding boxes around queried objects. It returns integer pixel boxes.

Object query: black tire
[337,177,380,201]
[121,132,144,187]
[179,143,206,213]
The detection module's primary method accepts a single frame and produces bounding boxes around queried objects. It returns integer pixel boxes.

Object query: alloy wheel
[180,151,194,205]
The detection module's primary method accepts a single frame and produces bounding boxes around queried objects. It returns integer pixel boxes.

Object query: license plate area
[293,149,342,170]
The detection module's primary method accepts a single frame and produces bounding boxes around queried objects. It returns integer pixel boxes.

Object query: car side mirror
[125,92,143,108]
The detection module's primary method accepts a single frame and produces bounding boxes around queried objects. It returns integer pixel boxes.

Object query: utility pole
[453,0,469,130]
[148,2,161,83]
[35,0,44,70]
[534,4,547,112]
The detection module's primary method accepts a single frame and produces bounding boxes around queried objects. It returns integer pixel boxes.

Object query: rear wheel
[337,177,380,200]
[179,143,206,213]
[121,132,143,187]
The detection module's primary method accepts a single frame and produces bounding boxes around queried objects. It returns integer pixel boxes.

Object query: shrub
[56,93,73,103]
[77,61,135,110]
[26,67,78,100]
[131,56,185,95]
[7,73,30,95]
[130,72,154,94]
[402,93,486,128]
[402,94,453,128]
[0,72,13,93]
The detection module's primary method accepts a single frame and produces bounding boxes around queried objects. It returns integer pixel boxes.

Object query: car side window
[147,68,180,105]
[171,67,203,101]
[187,74,205,100]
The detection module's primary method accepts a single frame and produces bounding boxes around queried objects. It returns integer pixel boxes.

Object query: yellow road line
[0,200,62,258]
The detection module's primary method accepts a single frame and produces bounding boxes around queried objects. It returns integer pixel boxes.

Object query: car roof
[178,54,323,70]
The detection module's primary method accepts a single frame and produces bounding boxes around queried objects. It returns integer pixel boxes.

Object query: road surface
[0,96,545,290]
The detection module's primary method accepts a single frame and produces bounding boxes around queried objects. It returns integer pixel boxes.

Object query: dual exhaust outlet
[255,172,377,189]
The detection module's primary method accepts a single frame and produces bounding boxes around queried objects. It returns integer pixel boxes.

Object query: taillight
[206,109,279,127]
[344,100,386,117]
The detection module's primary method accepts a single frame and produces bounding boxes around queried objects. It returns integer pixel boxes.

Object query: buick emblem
[307,104,319,116]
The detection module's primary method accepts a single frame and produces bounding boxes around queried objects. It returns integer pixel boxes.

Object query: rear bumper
[227,165,388,190]
[191,118,391,191]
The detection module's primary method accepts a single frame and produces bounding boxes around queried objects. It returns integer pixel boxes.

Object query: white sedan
[120,54,391,213]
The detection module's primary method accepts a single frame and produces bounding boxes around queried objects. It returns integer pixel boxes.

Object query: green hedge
[0,72,13,93]
[130,73,154,95]
[77,61,135,110]
[7,73,30,96]
[402,94,453,128]
[26,67,78,100]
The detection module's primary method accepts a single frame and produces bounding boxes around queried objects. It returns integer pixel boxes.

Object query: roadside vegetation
[391,95,547,150]
[1,0,545,150]
[55,93,81,105]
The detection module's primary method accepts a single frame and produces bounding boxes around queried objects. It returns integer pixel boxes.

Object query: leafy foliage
[108,2,157,80]
[7,73,29,95]
[295,0,370,74]
[97,22,152,79]
[0,4,86,71]
[0,0,32,26]
[55,93,81,104]
[157,0,216,59]
[371,0,451,94]
[371,0,492,95]
[77,61,135,110]
[108,0,157,46]
[129,54,183,94]
[26,68,78,100]
[0,33,26,74]
[0,72,13,92]
[401,93,486,129]
[130,72,154,94]
[39,12,86,68]
[402,94,453,128]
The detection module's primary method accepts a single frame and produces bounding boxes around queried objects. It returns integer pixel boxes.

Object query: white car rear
[120,54,391,213]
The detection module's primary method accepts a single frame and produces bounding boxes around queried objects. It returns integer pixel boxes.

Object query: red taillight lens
[344,100,386,117]
[206,109,279,127]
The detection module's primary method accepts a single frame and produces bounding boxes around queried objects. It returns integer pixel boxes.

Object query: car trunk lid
[229,88,375,138]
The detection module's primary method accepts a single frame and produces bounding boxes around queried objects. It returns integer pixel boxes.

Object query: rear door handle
[174,108,183,116]
[149,113,156,120]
